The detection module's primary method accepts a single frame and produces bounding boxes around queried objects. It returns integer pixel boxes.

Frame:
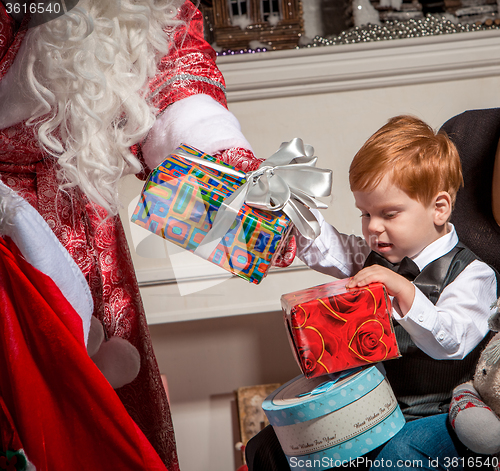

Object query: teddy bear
[449,308,500,459]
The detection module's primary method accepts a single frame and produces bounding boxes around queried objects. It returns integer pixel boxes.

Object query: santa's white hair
[21,0,187,216]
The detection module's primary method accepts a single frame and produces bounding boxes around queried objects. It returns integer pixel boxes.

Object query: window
[261,0,281,22]
[230,0,248,18]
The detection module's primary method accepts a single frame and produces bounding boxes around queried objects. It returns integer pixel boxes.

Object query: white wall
[229,76,500,237]
[118,32,500,471]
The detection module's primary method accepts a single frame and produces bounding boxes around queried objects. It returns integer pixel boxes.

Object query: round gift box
[262,366,405,470]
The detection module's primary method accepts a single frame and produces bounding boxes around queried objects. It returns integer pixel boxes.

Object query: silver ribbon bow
[174,138,333,260]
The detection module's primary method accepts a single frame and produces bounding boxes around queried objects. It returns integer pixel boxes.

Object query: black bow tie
[364,251,420,281]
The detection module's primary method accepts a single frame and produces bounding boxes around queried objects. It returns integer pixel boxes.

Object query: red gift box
[281,278,400,379]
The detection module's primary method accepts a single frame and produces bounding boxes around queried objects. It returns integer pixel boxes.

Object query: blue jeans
[246,414,494,471]
[367,414,492,471]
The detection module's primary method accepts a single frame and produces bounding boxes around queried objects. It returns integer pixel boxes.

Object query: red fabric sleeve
[0,237,168,470]
[147,1,227,114]
[213,147,262,172]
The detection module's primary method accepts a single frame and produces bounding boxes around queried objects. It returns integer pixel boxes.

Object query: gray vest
[376,244,498,420]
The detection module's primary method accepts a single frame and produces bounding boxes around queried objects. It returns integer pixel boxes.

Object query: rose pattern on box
[282,279,400,378]
[131,145,292,284]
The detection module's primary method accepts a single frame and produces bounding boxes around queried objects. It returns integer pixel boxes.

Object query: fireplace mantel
[217,30,500,102]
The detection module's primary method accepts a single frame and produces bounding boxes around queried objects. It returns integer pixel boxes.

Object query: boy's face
[353,175,445,263]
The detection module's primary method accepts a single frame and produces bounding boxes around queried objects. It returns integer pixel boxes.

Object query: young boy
[246,115,498,470]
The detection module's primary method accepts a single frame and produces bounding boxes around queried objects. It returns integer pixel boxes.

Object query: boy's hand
[345,266,415,316]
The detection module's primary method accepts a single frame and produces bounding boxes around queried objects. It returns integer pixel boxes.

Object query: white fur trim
[21,449,37,471]
[0,181,93,345]
[142,94,253,169]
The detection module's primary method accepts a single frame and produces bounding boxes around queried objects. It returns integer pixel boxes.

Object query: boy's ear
[433,191,452,226]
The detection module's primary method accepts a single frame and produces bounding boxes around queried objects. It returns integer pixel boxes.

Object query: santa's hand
[273,235,296,268]
[215,147,300,268]
[214,147,263,172]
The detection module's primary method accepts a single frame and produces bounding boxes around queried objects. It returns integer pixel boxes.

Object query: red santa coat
[0,236,168,470]
[0,1,241,469]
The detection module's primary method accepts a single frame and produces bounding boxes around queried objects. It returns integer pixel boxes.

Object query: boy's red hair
[349,115,463,206]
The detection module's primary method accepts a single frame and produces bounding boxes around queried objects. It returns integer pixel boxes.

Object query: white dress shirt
[295,211,498,360]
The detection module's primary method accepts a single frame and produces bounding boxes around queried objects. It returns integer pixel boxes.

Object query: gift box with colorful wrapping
[281,278,400,378]
[131,144,293,284]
